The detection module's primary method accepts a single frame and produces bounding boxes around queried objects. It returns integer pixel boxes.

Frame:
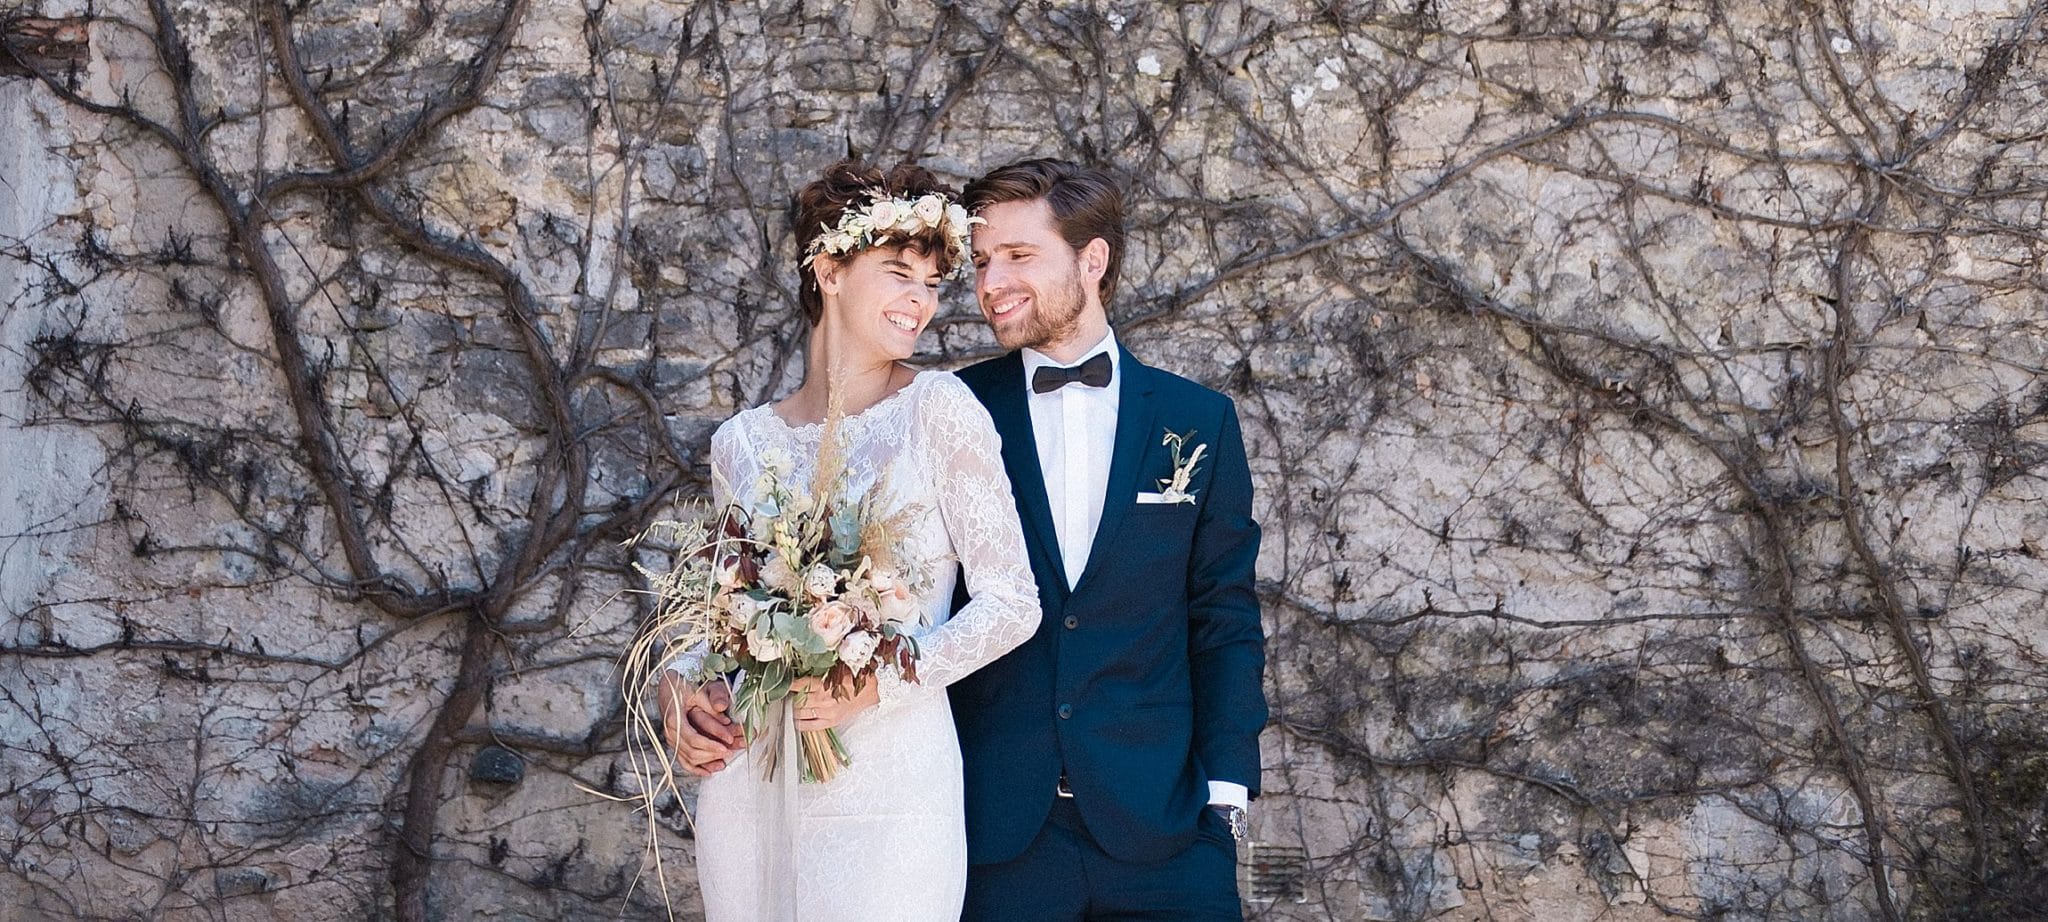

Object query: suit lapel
[1072,352,1158,595]
[978,352,1068,593]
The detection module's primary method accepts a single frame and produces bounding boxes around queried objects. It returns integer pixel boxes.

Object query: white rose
[946,203,971,232]
[838,631,880,671]
[802,563,839,601]
[761,555,800,594]
[913,195,945,226]
[746,621,782,662]
[865,199,900,228]
[727,594,761,623]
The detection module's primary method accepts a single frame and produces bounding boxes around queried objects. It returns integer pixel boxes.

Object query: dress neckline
[756,369,938,434]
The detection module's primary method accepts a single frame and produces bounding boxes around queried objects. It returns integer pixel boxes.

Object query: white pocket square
[1135,491,1184,505]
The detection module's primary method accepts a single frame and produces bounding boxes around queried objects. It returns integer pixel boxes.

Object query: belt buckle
[1056,775,1074,799]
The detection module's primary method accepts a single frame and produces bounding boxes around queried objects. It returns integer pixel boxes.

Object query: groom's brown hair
[963,159,1127,306]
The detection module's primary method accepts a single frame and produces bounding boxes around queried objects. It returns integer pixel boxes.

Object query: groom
[949,158,1267,921]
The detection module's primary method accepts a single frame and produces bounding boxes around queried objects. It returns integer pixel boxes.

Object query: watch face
[1213,805,1248,841]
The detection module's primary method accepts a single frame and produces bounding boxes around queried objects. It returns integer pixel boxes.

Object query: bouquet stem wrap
[751,698,849,784]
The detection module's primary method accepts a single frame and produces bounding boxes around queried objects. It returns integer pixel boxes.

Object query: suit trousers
[961,796,1242,922]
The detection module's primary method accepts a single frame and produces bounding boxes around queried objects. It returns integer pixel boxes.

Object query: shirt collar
[1022,328,1121,384]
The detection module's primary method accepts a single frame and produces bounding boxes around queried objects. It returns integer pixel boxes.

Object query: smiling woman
[760,159,979,427]
[811,247,942,381]
[790,160,972,327]
[644,155,1038,922]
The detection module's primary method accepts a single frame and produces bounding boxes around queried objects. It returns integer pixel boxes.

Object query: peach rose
[809,601,856,647]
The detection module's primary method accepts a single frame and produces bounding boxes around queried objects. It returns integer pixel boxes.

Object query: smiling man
[948,158,1269,921]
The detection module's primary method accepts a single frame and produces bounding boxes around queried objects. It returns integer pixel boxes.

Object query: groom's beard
[996,264,1087,353]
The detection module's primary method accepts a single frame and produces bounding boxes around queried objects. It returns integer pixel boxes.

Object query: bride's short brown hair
[791,159,961,324]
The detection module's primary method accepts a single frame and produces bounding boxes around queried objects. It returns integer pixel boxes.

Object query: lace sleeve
[662,418,750,681]
[882,375,1041,700]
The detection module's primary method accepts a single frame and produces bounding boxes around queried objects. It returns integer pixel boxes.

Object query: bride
[654,159,1041,920]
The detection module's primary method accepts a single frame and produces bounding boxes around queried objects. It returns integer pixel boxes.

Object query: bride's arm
[655,422,748,771]
[661,424,744,682]
[879,376,1042,703]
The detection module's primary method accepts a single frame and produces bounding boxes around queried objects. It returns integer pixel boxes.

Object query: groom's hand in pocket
[658,672,742,776]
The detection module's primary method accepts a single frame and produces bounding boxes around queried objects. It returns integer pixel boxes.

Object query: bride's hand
[791,676,880,731]
[659,672,742,775]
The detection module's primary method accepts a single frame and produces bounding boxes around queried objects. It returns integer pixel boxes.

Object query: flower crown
[801,190,982,280]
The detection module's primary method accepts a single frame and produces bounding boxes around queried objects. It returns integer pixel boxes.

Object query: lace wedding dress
[670,370,1041,922]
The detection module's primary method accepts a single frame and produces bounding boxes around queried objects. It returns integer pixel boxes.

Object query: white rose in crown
[801,189,981,279]
[866,199,901,227]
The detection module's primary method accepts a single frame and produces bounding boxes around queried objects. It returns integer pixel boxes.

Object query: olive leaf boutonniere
[1157,429,1208,505]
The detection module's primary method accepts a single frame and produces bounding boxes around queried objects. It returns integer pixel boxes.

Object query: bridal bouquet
[628,412,927,784]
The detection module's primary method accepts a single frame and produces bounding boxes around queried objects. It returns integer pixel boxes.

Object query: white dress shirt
[1021,331,1122,591]
[1020,330,1250,813]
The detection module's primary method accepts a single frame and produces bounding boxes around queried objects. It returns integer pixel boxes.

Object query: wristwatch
[1208,804,1249,842]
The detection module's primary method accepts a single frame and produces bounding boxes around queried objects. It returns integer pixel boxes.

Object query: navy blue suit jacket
[949,348,1267,866]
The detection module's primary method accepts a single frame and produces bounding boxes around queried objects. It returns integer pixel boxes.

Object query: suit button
[1058,704,1073,720]
[1063,616,1078,630]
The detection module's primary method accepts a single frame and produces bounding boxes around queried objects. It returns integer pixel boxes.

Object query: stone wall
[3,1,2046,919]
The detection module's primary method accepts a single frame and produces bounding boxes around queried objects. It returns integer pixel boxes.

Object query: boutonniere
[1157,429,1208,505]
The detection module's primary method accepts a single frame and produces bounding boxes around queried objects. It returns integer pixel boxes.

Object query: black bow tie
[1031,352,1114,394]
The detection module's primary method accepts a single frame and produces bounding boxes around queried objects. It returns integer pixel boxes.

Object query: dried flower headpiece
[801,190,982,279]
